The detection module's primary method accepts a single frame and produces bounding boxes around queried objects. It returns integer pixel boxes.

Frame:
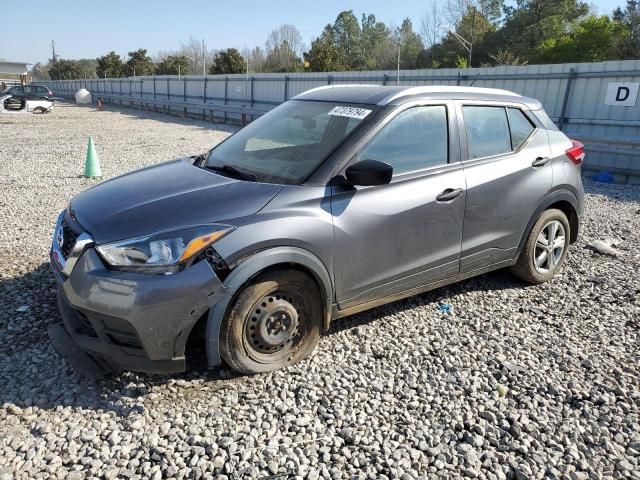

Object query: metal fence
[39,59,640,183]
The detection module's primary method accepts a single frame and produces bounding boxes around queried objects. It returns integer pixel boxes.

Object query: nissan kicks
[49,85,585,375]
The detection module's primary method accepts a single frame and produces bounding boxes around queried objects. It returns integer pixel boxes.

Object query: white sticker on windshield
[327,106,372,120]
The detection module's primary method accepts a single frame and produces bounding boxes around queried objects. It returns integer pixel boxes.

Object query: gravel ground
[1,103,639,480]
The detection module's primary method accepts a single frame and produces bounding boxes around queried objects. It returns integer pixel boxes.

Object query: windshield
[206,100,373,184]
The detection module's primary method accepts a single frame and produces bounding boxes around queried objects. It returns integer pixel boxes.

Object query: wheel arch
[516,189,580,259]
[205,246,333,368]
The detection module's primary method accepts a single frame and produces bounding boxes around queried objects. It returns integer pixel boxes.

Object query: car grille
[61,218,80,259]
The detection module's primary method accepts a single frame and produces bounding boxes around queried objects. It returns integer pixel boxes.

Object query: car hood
[70,158,282,244]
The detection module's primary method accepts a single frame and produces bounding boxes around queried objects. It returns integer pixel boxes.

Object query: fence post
[203,77,208,103]
[153,77,156,100]
[250,76,255,108]
[183,77,187,117]
[456,71,461,86]
[558,68,576,131]
[224,77,228,124]
[284,75,289,101]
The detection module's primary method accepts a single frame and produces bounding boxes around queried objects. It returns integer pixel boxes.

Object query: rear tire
[511,209,570,284]
[219,270,322,374]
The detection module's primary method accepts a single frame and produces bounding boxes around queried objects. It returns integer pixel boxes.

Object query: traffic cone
[84,137,102,178]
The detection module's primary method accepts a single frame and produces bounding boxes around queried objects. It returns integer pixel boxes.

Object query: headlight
[96,224,234,274]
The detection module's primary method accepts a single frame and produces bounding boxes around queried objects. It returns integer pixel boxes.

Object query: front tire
[512,208,570,284]
[219,270,322,374]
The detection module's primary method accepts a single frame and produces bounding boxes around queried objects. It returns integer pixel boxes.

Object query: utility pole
[396,30,404,85]
[51,40,58,80]
[202,39,206,75]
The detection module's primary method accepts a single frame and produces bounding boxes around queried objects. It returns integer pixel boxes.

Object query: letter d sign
[605,82,639,106]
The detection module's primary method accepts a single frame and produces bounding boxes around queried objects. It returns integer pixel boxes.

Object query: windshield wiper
[204,164,257,182]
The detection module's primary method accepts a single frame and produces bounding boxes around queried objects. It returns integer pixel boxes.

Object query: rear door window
[507,108,535,150]
[463,106,511,159]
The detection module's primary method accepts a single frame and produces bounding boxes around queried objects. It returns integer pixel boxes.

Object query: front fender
[205,246,333,367]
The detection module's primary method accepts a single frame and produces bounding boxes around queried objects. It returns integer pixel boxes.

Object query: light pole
[202,39,207,75]
[396,31,404,85]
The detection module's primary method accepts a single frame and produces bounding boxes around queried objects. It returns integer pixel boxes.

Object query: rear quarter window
[507,108,535,150]
[532,108,559,131]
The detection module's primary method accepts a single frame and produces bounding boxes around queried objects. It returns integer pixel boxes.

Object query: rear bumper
[50,245,227,375]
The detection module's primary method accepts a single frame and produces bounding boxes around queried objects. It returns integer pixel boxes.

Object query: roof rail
[377,86,521,105]
[293,84,379,99]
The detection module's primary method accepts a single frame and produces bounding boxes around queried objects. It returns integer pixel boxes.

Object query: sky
[0,0,626,65]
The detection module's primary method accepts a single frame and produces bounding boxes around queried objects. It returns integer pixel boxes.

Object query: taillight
[565,140,584,166]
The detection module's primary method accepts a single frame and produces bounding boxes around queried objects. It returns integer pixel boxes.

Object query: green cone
[84,137,102,178]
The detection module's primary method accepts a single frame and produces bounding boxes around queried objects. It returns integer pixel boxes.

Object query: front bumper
[50,214,227,375]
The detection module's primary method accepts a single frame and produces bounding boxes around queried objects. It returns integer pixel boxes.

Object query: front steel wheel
[512,209,570,284]
[220,270,322,374]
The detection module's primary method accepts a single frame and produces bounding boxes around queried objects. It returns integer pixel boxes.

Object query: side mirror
[345,160,393,186]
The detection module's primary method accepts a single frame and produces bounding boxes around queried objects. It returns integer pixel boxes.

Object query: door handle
[532,157,550,168]
[436,188,464,202]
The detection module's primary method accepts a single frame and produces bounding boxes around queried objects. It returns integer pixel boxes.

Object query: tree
[304,10,396,71]
[96,51,124,78]
[179,36,210,74]
[421,0,445,65]
[48,59,84,80]
[265,24,304,59]
[263,41,303,72]
[245,46,266,73]
[75,59,98,78]
[304,25,346,71]
[263,24,304,72]
[31,62,49,80]
[432,7,495,67]
[613,1,640,58]
[209,48,246,74]
[155,55,191,75]
[361,14,395,69]
[477,0,504,24]
[333,10,364,69]
[482,48,529,66]
[125,49,155,77]
[494,0,590,60]
[396,19,426,69]
[535,15,629,63]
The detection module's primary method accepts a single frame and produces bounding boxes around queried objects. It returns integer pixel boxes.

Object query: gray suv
[49,85,585,375]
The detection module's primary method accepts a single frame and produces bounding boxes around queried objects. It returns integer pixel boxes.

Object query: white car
[0,93,54,114]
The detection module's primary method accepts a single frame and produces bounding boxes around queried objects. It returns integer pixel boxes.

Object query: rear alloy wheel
[220,270,322,374]
[512,208,570,284]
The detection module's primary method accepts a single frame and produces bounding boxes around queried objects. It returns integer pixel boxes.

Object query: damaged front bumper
[49,212,228,375]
